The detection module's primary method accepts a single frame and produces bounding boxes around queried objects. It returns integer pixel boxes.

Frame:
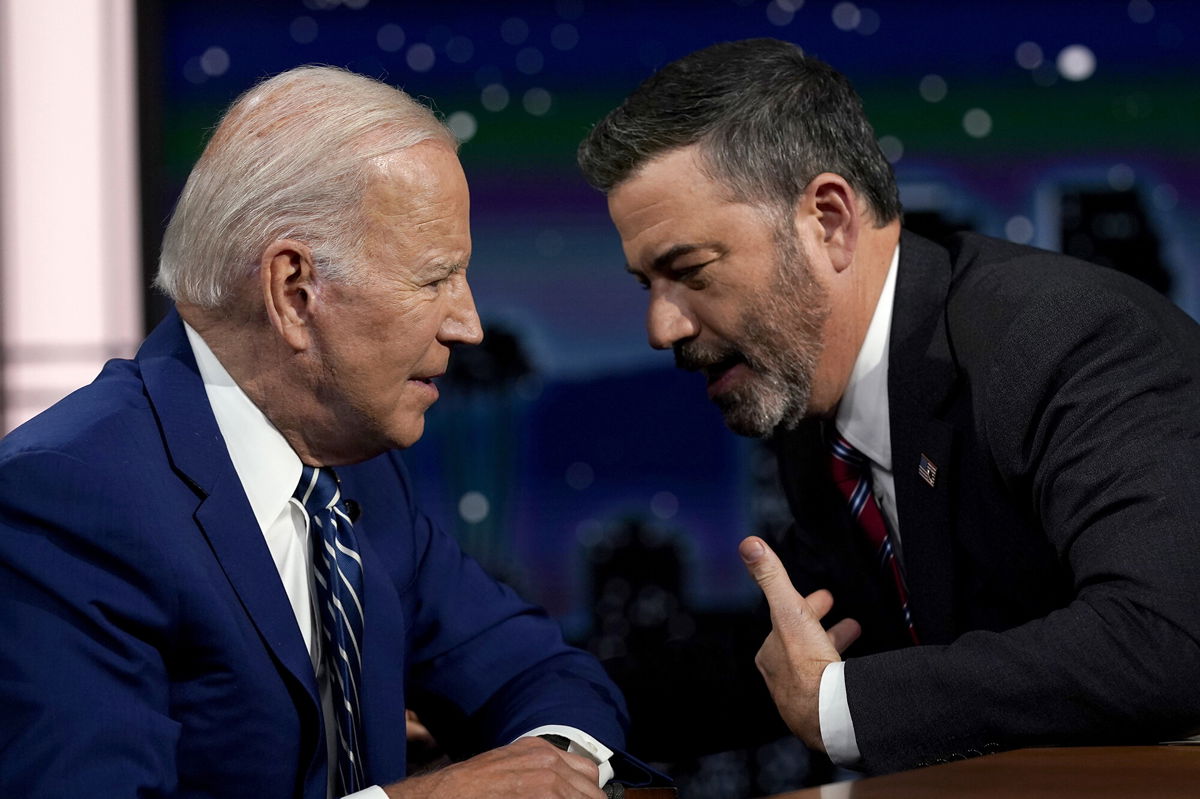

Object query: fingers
[826,617,862,653]
[740,536,798,604]
[805,588,834,618]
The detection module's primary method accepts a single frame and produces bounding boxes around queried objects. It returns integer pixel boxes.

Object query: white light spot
[447,111,477,143]
[832,2,861,31]
[501,17,530,46]
[878,135,903,164]
[1128,0,1154,23]
[650,491,679,520]
[406,43,436,72]
[523,87,552,116]
[1057,44,1096,81]
[551,23,580,50]
[1015,41,1043,70]
[458,491,490,524]
[516,46,544,75]
[481,83,510,112]
[1152,184,1178,211]
[857,8,881,35]
[565,461,594,490]
[918,74,947,103]
[446,35,474,64]
[766,0,796,26]
[1005,215,1035,244]
[1107,163,1136,191]
[377,24,405,53]
[200,46,230,77]
[343,0,369,8]
[963,108,993,138]
[535,229,565,257]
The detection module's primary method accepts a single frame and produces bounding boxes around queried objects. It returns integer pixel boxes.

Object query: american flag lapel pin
[918,453,938,487]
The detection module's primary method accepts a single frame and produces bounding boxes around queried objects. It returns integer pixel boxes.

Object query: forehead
[361,142,469,235]
[607,146,771,268]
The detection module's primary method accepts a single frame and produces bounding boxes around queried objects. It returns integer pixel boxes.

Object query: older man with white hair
[0,67,649,799]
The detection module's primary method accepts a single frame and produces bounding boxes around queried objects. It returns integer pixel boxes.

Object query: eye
[674,262,711,288]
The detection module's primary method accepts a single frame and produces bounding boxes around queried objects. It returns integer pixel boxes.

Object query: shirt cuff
[343,787,388,799]
[819,661,862,767]
[517,724,615,787]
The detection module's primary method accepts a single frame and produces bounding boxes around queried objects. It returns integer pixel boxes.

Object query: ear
[260,239,318,352]
[800,173,858,274]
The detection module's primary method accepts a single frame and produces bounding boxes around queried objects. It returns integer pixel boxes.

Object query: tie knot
[294,465,340,513]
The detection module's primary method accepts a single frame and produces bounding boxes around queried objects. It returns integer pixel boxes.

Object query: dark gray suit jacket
[775,230,1200,773]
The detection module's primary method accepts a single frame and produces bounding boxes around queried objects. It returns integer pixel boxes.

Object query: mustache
[674,340,748,374]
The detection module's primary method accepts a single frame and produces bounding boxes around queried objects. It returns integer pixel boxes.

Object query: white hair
[155,65,457,309]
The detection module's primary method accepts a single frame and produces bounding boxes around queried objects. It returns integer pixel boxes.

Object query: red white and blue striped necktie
[829,434,920,645]
[293,466,367,793]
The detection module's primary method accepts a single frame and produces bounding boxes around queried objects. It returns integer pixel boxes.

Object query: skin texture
[183,143,608,796]
[607,145,892,431]
[608,143,900,751]
[383,738,604,799]
[740,536,862,752]
[183,141,483,466]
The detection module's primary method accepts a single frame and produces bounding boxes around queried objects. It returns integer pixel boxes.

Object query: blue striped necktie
[293,465,367,793]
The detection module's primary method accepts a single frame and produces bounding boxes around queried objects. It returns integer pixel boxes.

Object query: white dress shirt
[817,244,901,767]
[184,324,613,796]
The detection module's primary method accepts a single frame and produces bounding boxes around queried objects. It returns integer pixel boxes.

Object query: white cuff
[517,724,615,787]
[342,786,388,799]
[818,661,862,767]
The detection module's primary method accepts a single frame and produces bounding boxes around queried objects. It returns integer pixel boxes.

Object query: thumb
[740,536,808,628]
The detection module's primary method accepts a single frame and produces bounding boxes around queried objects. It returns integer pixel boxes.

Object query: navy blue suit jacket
[0,311,629,797]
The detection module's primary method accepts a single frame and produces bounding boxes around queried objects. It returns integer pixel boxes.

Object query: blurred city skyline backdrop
[140,0,1200,625]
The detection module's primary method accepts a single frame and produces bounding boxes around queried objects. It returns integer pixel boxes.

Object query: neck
[810,219,900,416]
[180,303,333,465]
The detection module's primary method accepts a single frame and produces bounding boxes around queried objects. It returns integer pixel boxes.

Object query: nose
[440,274,484,346]
[646,286,699,350]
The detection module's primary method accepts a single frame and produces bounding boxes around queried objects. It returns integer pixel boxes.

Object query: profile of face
[302,142,482,457]
[608,146,830,438]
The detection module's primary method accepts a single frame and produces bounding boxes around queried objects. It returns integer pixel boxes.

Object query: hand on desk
[741,536,861,753]
[382,736,604,799]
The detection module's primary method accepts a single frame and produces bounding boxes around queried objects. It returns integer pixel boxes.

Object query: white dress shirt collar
[834,244,900,469]
[183,322,302,534]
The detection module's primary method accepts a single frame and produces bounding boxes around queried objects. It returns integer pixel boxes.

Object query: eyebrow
[625,242,719,277]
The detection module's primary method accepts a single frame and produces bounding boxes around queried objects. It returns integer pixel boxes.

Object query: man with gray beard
[578,38,1200,776]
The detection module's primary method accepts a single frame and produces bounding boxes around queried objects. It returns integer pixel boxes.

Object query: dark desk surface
[766,746,1200,798]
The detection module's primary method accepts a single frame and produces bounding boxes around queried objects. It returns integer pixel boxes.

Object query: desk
[767,746,1200,798]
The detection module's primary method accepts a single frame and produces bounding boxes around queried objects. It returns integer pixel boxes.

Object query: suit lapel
[137,310,322,710]
[887,231,961,644]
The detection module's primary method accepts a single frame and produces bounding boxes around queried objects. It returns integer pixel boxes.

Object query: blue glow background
[151,0,1200,626]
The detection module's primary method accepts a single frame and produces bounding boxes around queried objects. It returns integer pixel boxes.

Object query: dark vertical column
[136,0,168,334]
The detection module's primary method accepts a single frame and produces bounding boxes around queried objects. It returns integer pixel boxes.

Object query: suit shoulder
[1,356,158,467]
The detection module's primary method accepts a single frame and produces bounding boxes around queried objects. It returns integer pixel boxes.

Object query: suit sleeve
[385,455,632,762]
[846,279,1200,773]
[0,448,181,797]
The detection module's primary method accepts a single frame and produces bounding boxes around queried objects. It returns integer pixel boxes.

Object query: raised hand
[740,536,861,751]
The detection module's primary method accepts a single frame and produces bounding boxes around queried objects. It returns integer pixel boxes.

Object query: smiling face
[609,146,831,437]
[304,142,482,458]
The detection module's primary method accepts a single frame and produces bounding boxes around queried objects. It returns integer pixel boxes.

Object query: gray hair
[577,38,901,226]
[156,65,456,309]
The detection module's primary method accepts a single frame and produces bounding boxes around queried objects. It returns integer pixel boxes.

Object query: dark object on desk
[538,734,678,798]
